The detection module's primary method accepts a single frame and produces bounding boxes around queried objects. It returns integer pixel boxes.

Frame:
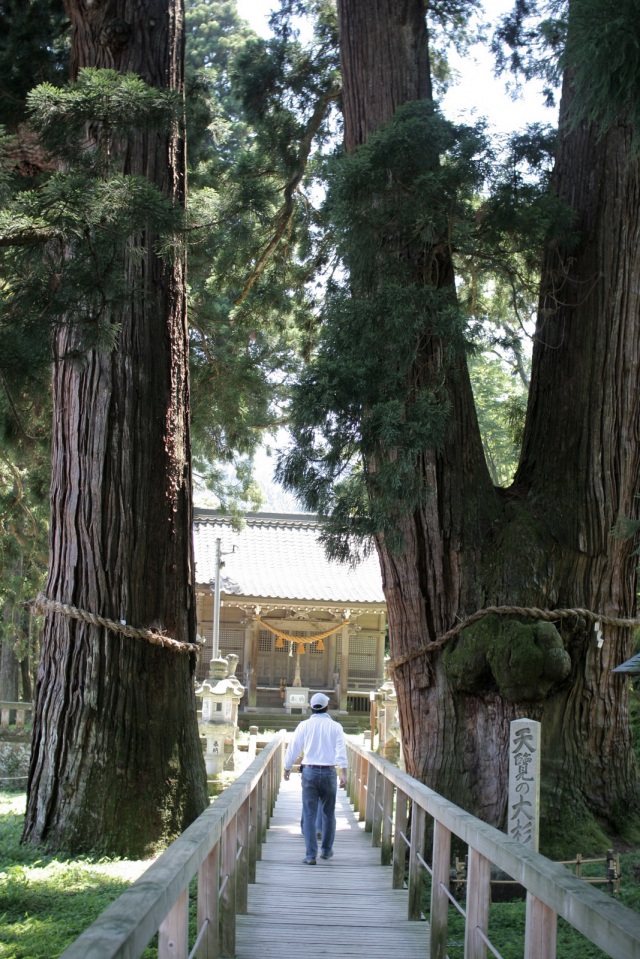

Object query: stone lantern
[376,658,402,765]
[196,653,245,775]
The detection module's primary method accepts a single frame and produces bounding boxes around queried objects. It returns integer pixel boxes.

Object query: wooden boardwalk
[235,777,430,959]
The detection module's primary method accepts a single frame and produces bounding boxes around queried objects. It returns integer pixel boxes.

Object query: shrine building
[193,510,387,714]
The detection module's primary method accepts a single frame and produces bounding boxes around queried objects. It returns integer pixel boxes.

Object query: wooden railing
[0,701,33,728]
[347,740,640,959]
[59,731,286,959]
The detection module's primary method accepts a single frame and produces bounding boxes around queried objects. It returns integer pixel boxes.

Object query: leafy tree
[278,0,640,852]
[184,0,341,504]
[469,350,527,486]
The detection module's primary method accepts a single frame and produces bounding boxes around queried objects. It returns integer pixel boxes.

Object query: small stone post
[508,718,541,851]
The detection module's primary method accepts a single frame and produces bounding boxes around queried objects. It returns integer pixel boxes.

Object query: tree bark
[22,0,208,856]
[337,0,640,849]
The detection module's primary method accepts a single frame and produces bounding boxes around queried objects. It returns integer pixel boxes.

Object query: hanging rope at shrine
[387,604,640,674]
[253,616,346,654]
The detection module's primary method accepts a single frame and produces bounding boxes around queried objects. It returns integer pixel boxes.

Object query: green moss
[539,789,611,859]
[441,627,493,694]
[443,614,571,703]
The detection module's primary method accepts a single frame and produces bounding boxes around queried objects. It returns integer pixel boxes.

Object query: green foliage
[468,353,527,485]
[0,439,49,650]
[0,0,69,130]
[493,0,640,142]
[277,103,487,556]
[27,69,180,171]
[278,101,570,557]
[491,0,566,107]
[1,69,183,357]
[563,0,640,139]
[184,0,341,499]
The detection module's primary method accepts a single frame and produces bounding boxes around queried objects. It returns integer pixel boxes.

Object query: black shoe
[320,850,334,860]
[302,857,317,865]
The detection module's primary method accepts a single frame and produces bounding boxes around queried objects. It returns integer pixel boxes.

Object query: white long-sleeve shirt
[284,712,348,771]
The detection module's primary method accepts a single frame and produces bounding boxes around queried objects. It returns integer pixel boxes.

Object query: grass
[422,849,640,959]
[0,792,154,959]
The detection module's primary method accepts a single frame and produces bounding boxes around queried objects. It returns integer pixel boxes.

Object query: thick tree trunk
[23,0,207,856]
[338,0,640,850]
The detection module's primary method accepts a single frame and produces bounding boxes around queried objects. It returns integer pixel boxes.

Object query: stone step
[238,711,370,735]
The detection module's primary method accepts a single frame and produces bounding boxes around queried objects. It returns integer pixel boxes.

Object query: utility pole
[210,538,236,662]
[212,538,222,661]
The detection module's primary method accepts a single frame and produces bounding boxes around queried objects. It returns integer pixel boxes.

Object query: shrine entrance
[257,630,328,688]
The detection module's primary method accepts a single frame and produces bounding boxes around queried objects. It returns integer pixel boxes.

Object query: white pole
[213,537,221,660]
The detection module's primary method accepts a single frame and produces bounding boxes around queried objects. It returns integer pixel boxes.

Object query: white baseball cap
[310,692,330,710]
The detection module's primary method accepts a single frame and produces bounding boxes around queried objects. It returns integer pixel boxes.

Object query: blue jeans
[301,766,337,860]
[301,801,323,836]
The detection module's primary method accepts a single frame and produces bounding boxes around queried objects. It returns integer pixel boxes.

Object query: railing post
[347,743,358,806]
[465,847,491,959]
[365,764,377,833]
[248,784,259,883]
[392,788,409,889]
[430,819,452,959]
[524,893,557,959]
[255,777,265,857]
[260,774,268,845]
[197,842,220,959]
[407,804,426,920]
[220,813,238,958]
[158,888,188,959]
[236,798,250,915]
[371,768,384,847]
[350,750,359,812]
[348,744,358,808]
[380,776,394,865]
[357,754,367,821]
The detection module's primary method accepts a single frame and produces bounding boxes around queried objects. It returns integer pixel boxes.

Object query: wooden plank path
[235,777,430,959]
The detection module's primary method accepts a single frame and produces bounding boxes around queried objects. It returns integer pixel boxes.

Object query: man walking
[283,692,348,865]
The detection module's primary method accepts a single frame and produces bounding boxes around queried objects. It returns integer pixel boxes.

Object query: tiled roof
[193,510,385,606]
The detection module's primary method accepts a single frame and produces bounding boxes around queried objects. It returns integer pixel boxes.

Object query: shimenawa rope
[34,592,197,655]
[388,604,640,673]
[253,615,345,653]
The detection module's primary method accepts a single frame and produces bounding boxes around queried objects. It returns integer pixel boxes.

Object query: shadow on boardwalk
[236,776,429,959]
